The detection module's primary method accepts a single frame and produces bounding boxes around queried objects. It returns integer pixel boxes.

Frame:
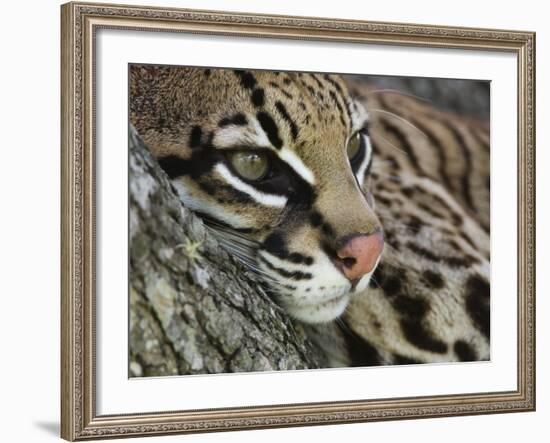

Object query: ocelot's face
[130,66,384,323]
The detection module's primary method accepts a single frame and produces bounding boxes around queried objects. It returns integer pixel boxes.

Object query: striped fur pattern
[130,65,490,366]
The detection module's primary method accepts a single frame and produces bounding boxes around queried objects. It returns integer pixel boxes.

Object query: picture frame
[60,1,536,440]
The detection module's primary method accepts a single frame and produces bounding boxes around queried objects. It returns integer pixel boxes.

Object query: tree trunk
[128,126,323,377]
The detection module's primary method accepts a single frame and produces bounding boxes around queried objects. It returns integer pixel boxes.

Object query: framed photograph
[61,1,536,440]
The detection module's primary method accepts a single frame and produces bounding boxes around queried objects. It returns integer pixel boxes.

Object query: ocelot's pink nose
[334,232,384,282]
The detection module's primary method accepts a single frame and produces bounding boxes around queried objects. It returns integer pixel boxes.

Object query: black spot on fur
[385,155,401,171]
[308,211,335,238]
[392,295,429,318]
[251,88,265,107]
[233,70,256,89]
[406,242,478,267]
[454,340,477,361]
[275,101,299,140]
[321,222,335,238]
[465,275,490,339]
[423,270,445,289]
[418,202,446,219]
[400,319,448,354]
[393,354,422,365]
[288,253,314,266]
[407,215,422,232]
[452,213,464,226]
[189,125,202,148]
[262,232,286,256]
[281,89,293,100]
[323,74,344,94]
[339,320,382,367]
[328,90,348,129]
[309,73,325,89]
[374,195,392,207]
[262,232,314,265]
[408,184,466,227]
[310,211,323,227]
[444,119,476,212]
[391,294,448,354]
[402,187,414,198]
[447,239,465,255]
[257,112,283,149]
[218,113,248,127]
[405,114,455,193]
[459,231,477,250]
[157,155,190,179]
[381,275,402,297]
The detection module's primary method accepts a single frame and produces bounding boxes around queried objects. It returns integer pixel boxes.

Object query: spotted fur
[130,65,490,366]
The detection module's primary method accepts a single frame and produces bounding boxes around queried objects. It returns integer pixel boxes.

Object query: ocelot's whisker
[369,169,403,182]
[375,134,409,157]
[368,276,382,290]
[369,108,431,141]
[336,317,355,335]
[364,89,433,105]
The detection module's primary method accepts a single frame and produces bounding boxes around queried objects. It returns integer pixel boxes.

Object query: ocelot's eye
[230,151,269,181]
[346,132,361,160]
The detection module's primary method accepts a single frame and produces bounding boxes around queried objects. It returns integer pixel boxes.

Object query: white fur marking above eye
[356,135,373,188]
[349,100,369,132]
[278,148,316,185]
[215,163,287,207]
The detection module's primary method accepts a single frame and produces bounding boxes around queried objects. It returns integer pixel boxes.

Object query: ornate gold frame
[60,1,536,440]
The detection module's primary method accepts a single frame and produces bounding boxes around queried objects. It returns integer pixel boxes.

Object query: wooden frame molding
[61,2,535,440]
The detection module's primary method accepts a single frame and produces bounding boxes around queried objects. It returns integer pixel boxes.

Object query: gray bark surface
[128,127,323,377]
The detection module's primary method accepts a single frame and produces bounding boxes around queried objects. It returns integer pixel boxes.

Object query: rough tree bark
[129,126,323,377]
